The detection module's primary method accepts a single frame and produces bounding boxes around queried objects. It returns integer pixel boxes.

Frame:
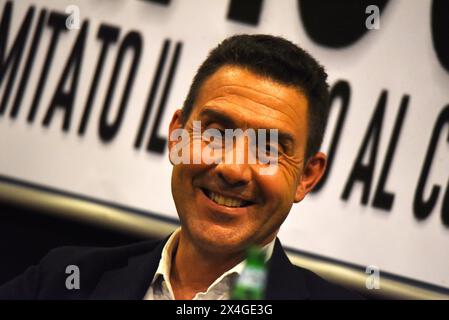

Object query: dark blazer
[0,237,362,299]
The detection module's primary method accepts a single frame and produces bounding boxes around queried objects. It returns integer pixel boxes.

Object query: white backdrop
[0,0,448,289]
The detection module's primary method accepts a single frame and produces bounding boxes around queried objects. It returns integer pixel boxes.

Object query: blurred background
[0,0,448,299]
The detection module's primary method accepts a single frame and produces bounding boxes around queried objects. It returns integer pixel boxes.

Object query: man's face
[169,65,326,255]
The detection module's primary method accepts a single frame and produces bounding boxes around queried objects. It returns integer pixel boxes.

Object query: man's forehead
[192,65,308,133]
[198,65,306,105]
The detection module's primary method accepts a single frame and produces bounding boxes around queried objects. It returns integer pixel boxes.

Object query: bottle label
[237,267,266,290]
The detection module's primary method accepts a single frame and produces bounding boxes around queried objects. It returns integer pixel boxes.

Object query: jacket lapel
[89,236,309,300]
[89,237,168,299]
[264,238,310,300]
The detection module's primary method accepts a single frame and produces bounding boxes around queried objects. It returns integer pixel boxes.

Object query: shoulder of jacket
[291,264,364,300]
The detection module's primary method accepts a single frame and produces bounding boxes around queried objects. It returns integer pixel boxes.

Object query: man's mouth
[201,188,253,208]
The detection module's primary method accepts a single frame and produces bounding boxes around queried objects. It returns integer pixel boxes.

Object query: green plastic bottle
[231,246,267,300]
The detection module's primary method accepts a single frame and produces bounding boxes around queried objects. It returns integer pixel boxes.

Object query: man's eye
[202,127,224,147]
[257,143,279,161]
[267,144,279,155]
[209,137,223,148]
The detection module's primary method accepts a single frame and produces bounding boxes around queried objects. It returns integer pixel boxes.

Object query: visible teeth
[209,191,244,208]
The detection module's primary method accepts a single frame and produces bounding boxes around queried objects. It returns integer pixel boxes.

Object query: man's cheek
[258,175,289,198]
[178,162,208,177]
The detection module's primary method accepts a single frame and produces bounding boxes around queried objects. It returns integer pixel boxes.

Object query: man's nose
[215,162,252,188]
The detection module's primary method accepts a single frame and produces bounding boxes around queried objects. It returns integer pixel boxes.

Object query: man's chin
[188,224,251,255]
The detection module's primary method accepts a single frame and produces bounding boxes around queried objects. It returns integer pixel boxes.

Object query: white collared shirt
[144,228,275,300]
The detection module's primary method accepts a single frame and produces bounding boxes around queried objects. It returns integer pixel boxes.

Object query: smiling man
[0,35,360,300]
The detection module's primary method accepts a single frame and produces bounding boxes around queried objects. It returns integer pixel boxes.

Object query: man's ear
[294,152,327,203]
[168,109,184,164]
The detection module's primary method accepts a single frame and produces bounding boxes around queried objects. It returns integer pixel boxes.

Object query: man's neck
[169,231,245,300]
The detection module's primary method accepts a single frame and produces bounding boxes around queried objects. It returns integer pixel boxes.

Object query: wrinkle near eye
[279,157,304,183]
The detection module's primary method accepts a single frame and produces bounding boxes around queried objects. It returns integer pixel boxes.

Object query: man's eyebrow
[277,131,295,147]
[199,107,296,147]
[198,108,236,127]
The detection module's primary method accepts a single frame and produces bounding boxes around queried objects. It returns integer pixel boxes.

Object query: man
[0,34,360,299]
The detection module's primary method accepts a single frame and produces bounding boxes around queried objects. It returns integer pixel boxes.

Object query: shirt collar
[150,227,277,297]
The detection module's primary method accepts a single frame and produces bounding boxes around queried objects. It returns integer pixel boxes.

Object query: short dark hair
[181,34,330,161]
